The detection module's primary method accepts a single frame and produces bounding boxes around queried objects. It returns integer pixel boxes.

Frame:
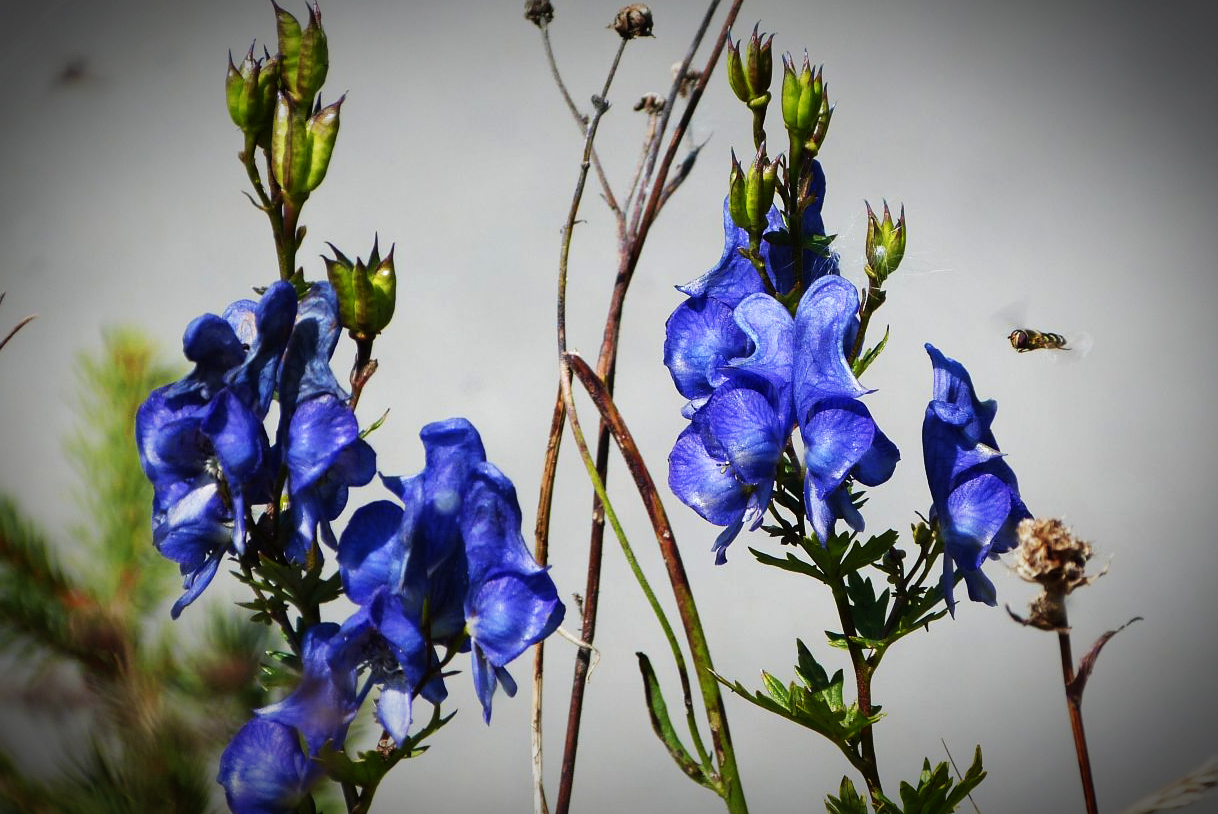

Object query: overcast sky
[1,1,1216,812]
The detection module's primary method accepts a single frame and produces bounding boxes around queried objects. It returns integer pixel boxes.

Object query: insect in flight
[1007,328,1070,353]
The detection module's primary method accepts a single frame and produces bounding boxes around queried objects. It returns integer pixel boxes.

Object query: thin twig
[0,314,37,354]
[552,35,628,814]
[538,21,621,222]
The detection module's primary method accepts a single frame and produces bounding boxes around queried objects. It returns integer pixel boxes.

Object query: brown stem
[531,388,565,814]
[551,36,628,814]
[1058,627,1100,814]
[347,337,377,412]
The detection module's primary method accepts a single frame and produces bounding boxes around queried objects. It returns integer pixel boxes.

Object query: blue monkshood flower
[793,276,899,544]
[334,418,563,739]
[922,344,1031,612]
[217,624,356,814]
[216,718,314,814]
[664,162,837,412]
[460,463,564,721]
[136,281,297,617]
[669,384,788,563]
[277,282,376,562]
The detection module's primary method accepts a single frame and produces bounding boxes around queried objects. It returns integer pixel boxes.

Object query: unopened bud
[726,25,773,110]
[226,48,278,143]
[325,237,397,339]
[524,0,554,26]
[271,93,343,203]
[612,4,653,39]
[864,201,906,284]
[274,1,328,103]
[728,148,777,234]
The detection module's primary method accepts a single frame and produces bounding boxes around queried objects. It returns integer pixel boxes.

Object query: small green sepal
[864,201,907,284]
[324,235,396,340]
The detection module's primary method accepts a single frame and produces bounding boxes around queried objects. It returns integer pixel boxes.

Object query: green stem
[829,579,884,807]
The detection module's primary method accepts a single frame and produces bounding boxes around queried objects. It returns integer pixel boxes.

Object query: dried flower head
[1014,517,1097,594]
[634,93,665,114]
[672,62,703,97]
[523,0,554,27]
[612,4,653,39]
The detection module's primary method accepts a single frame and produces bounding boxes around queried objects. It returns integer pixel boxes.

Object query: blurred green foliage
[0,329,275,814]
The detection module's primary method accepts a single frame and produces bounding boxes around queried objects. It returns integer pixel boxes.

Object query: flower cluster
[333,418,565,736]
[922,344,1031,611]
[216,421,563,812]
[664,167,898,562]
[136,280,374,616]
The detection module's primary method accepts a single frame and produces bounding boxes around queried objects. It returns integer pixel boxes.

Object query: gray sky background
[1,1,1216,812]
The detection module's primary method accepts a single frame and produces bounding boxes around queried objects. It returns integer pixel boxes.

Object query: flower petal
[793,276,868,420]
[943,473,1011,571]
[467,570,563,667]
[668,425,748,527]
[676,197,767,306]
[800,398,876,498]
[724,293,794,418]
[704,386,785,485]
[217,718,314,814]
[338,500,406,606]
[663,297,751,400]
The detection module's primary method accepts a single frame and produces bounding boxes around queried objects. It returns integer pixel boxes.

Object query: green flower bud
[726,40,749,104]
[782,54,824,146]
[727,152,749,231]
[726,26,774,110]
[745,149,777,231]
[325,238,397,339]
[274,1,328,103]
[226,48,278,144]
[271,92,343,203]
[744,25,773,103]
[305,95,343,190]
[864,201,906,284]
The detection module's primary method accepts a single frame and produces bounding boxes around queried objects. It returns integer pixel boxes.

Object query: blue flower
[277,283,376,562]
[218,624,357,814]
[136,281,296,616]
[460,463,564,721]
[664,164,837,413]
[668,384,788,563]
[217,718,314,814]
[922,344,1031,612]
[793,276,898,544]
[334,418,563,739]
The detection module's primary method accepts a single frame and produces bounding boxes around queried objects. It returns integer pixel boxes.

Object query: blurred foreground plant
[0,329,273,814]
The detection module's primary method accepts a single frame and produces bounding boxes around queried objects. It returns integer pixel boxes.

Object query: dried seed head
[672,62,703,97]
[634,93,665,114]
[612,4,653,39]
[1014,517,1096,594]
[524,0,554,26]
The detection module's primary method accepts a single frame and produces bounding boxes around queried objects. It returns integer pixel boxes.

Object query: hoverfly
[1007,328,1069,353]
[995,301,1092,361]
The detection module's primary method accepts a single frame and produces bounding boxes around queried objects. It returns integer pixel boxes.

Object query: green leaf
[840,529,899,575]
[825,776,870,814]
[882,748,986,814]
[635,653,713,789]
[845,573,890,642]
[748,546,826,582]
[852,325,890,378]
[715,650,882,747]
[794,639,830,691]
